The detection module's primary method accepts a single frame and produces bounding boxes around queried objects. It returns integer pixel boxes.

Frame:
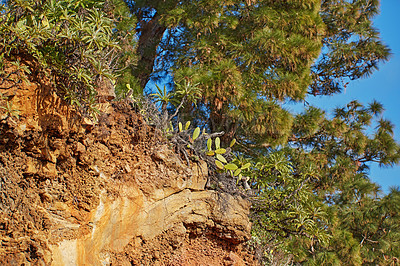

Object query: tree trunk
[134,12,166,89]
[209,97,237,145]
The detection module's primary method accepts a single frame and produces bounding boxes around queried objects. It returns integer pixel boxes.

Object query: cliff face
[0,68,254,265]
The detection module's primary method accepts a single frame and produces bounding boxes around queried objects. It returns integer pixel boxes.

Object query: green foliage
[110,0,139,97]
[165,120,246,184]
[151,84,175,113]
[236,100,400,265]
[124,0,391,148]
[0,101,19,119]
[290,101,400,191]
[0,93,19,120]
[149,82,202,123]
[310,0,391,96]
[174,80,202,107]
[249,150,330,262]
[271,102,400,265]
[124,0,325,146]
[329,187,400,265]
[192,126,200,140]
[0,0,135,117]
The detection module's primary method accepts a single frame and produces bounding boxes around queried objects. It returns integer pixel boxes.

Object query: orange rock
[0,63,254,265]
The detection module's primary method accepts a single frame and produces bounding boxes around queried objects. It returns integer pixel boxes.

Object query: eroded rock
[0,68,255,265]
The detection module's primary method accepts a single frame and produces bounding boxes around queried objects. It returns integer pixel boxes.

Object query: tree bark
[134,12,166,89]
[209,97,237,145]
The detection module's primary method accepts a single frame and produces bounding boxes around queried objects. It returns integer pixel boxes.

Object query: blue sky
[287,0,400,194]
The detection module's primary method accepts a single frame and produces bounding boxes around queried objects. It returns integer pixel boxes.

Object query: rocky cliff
[0,65,255,265]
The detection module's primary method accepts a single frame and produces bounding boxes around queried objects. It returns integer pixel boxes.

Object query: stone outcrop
[50,160,251,265]
[0,68,254,265]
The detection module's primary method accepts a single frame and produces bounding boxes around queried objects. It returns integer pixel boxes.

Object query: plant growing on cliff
[0,0,136,117]
[0,92,19,121]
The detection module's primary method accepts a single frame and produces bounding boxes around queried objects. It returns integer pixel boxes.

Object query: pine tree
[310,0,391,96]
[273,102,400,265]
[118,2,399,263]
[124,0,324,145]
[123,0,391,150]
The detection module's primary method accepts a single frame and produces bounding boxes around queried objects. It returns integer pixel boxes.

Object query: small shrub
[0,0,135,117]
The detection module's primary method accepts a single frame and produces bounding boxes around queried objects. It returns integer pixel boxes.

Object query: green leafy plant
[151,84,176,114]
[0,93,19,120]
[174,80,202,107]
[0,0,134,118]
[166,120,253,189]
[148,81,206,131]
[205,137,249,181]
[0,101,19,119]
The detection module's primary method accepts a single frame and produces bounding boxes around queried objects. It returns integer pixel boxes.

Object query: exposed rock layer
[0,67,254,265]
